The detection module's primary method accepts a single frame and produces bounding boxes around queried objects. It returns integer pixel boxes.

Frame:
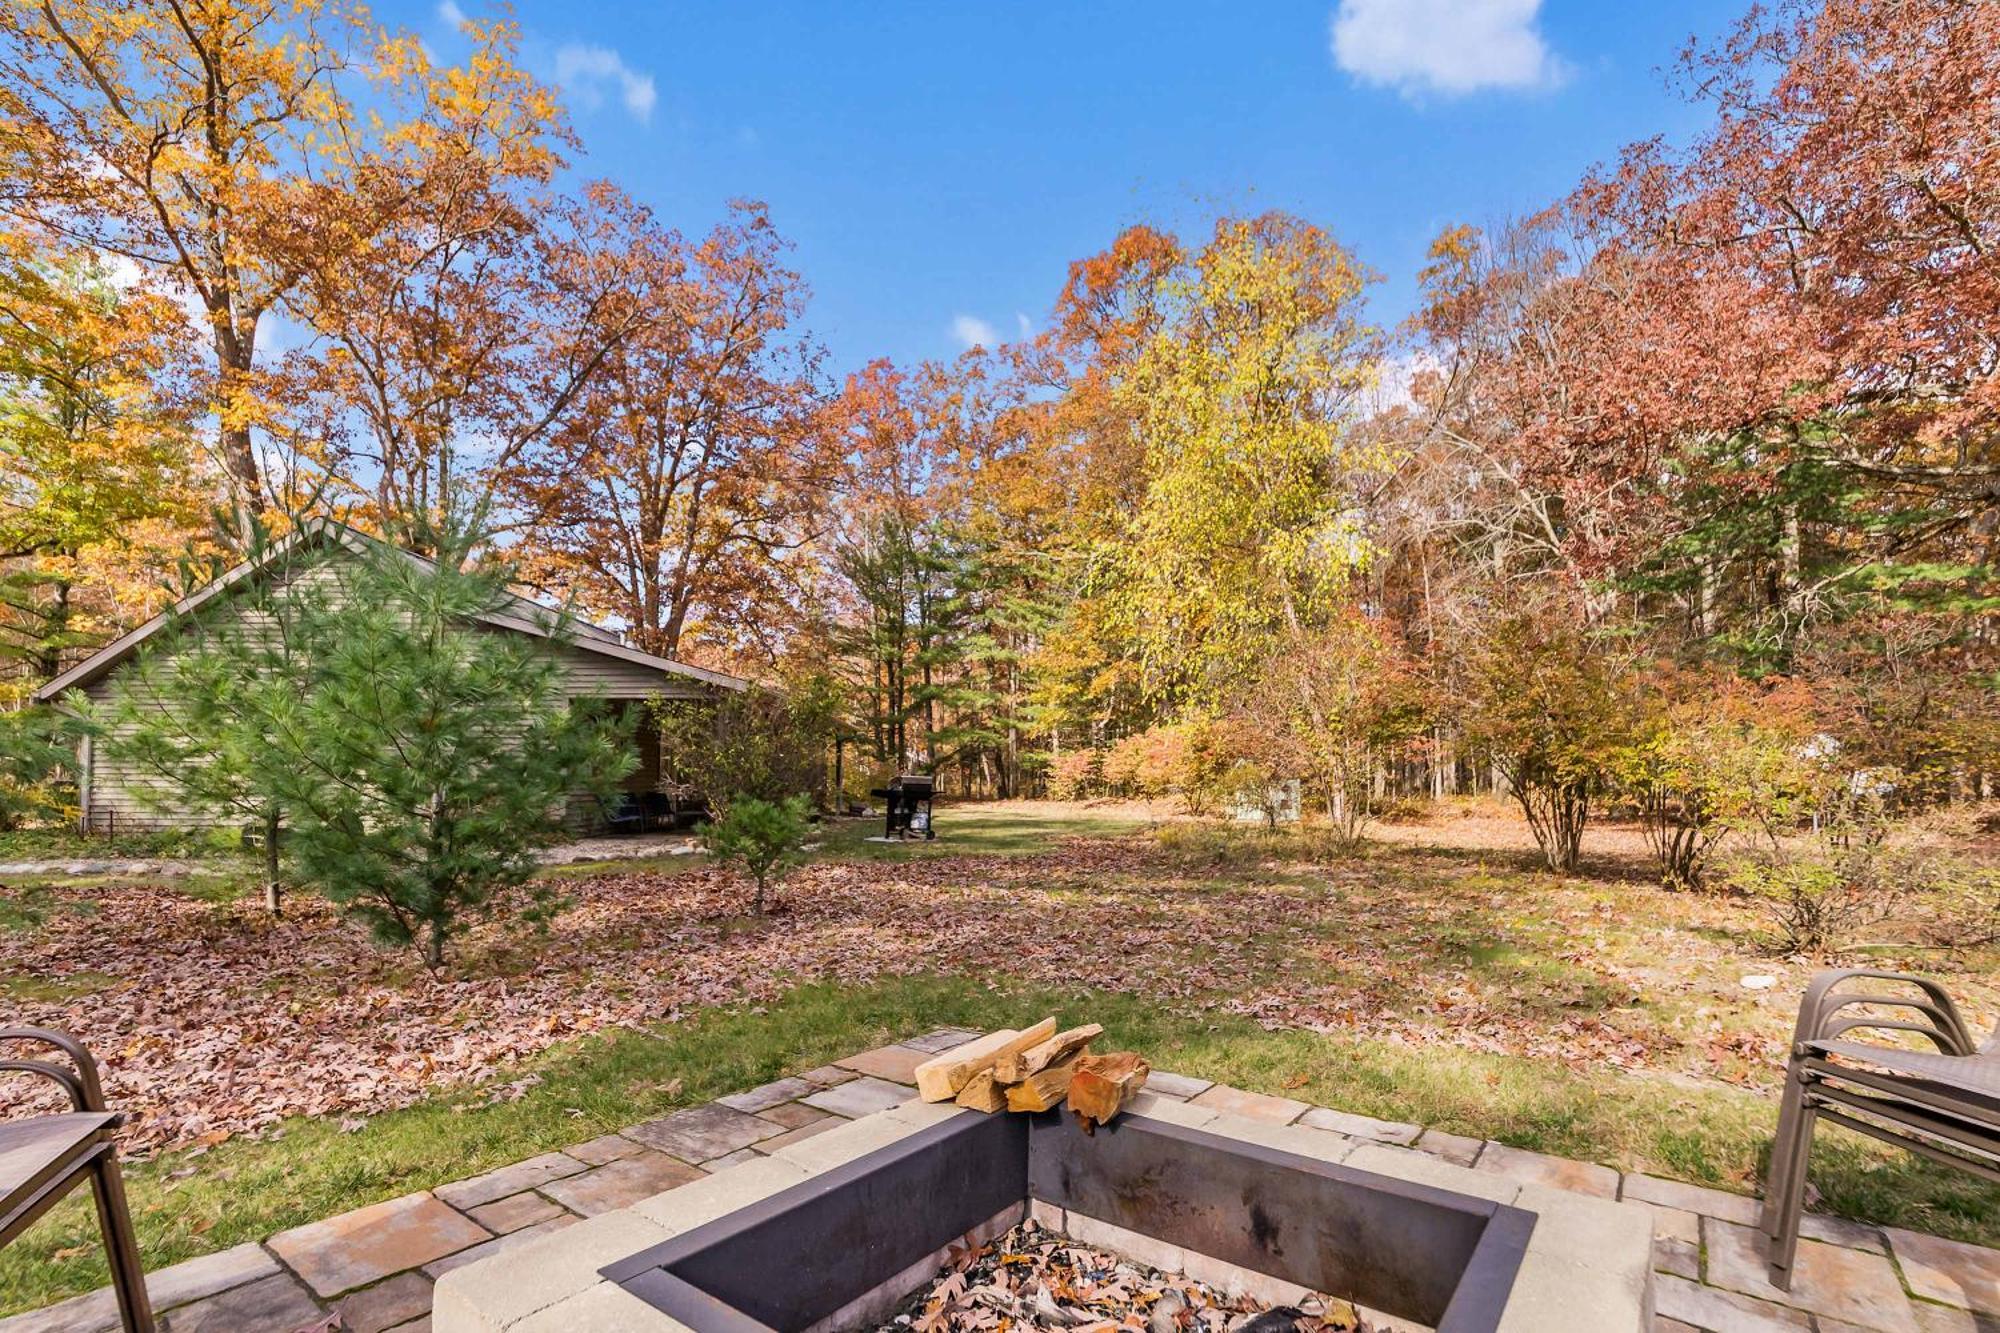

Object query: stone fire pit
[432,1092,1653,1332]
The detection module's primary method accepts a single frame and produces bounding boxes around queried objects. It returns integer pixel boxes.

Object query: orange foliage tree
[509,201,827,660]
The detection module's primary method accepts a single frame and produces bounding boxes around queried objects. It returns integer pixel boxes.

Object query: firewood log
[994,1023,1103,1084]
[954,1068,1009,1113]
[914,1018,1057,1101]
[1004,1052,1084,1112]
[1066,1051,1150,1127]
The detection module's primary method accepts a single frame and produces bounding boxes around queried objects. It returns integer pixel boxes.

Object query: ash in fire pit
[880,1218,1375,1333]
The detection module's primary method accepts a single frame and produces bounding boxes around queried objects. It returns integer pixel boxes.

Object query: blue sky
[400,1,1745,379]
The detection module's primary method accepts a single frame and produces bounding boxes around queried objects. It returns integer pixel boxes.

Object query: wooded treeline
[0,0,1993,845]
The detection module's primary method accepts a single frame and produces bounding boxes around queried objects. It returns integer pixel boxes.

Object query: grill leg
[89,1154,155,1333]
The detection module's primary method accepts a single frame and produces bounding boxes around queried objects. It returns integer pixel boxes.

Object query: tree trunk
[262,804,284,916]
[212,320,266,545]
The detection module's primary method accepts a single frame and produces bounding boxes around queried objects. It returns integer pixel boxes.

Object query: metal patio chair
[1,1027,154,1331]
[1763,969,2000,1290]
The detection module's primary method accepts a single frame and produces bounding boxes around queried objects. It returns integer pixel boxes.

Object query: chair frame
[0,1027,155,1332]
[1762,969,2000,1290]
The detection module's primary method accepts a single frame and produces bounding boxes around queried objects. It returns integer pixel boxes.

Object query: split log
[1067,1052,1150,1128]
[914,1018,1058,1102]
[1004,1053,1084,1113]
[994,1023,1102,1084]
[954,1069,1009,1113]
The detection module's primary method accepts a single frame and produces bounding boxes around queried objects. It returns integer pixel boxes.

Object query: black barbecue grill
[870,774,935,840]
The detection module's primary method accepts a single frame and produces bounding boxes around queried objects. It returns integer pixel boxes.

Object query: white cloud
[951,314,1000,350]
[1015,312,1034,338]
[436,0,467,27]
[553,42,658,123]
[1330,0,1569,98]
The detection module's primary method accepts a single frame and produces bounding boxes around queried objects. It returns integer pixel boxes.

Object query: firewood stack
[913,1018,1151,1130]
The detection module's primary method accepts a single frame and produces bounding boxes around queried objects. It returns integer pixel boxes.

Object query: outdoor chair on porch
[1,1027,153,1330]
[1764,969,2000,1290]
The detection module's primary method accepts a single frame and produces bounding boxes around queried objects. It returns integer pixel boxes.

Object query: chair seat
[0,1112,118,1205]
[1808,1039,2000,1100]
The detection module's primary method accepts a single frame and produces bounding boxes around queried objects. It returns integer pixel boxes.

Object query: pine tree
[102,519,633,963]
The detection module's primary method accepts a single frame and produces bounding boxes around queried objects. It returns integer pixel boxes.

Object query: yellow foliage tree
[1113,213,1388,702]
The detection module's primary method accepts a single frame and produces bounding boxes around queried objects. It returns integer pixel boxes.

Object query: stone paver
[563,1133,644,1167]
[1804,1213,1888,1253]
[143,1243,282,1314]
[432,1211,670,1332]
[753,1118,843,1153]
[903,1027,984,1053]
[0,1242,282,1333]
[538,1152,705,1217]
[1908,1305,2000,1333]
[622,1102,782,1160]
[717,1077,815,1113]
[1705,1218,1917,1332]
[1144,1069,1214,1100]
[158,1273,323,1332]
[1124,1091,1220,1129]
[1297,1105,1420,1145]
[798,1063,857,1086]
[433,1152,588,1210]
[508,1280,688,1333]
[334,1272,434,1333]
[1345,1143,1523,1206]
[800,1074,914,1118]
[771,1111,920,1173]
[1647,1204,1702,1246]
[1622,1171,1763,1226]
[758,1100,831,1129]
[702,1147,764,1169]
[269,1191,491,1298]
[465,1191,569,1235]
[1411,1128,1483,1167]
[1654,1273,1814,1331]
[834,1043,929,1083]
[1887,1228,2000,1315]
[1188,1084,1309,1124]
[422,1217,577,1280]
[1474,1141,1620,1199]
[1654,1235,1700,1280]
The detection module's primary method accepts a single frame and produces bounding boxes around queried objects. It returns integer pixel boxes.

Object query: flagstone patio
[3,1027,1995,1333]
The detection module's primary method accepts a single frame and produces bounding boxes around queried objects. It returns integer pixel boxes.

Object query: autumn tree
[1242,614,1426,844]
[1109,214,1386,702]
[1616,669,1821,890]
[825,359,978,773]
[1457,611,1637,873]
[0,245,202,684]
[510,201,827,658]
[0,2,561,543]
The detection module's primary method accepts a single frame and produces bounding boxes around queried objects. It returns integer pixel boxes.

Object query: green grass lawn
[809,804,1148,859]
[535,802,1147,877]
[0,826,245,863]
[4,969,1993,1317]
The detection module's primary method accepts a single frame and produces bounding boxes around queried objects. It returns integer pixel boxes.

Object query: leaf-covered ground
[5,811,1992,1159]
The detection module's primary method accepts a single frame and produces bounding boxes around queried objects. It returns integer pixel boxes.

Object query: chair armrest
[1791,970,1978,1057]
[0,1027,107,1111]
